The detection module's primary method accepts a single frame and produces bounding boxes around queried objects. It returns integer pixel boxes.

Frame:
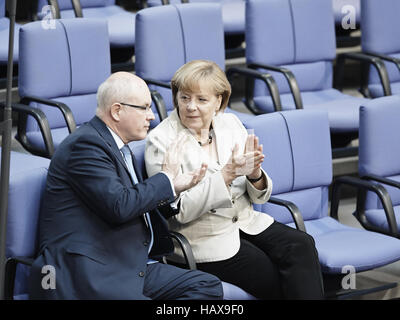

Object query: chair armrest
[47,0,61,19]
[150,90,168,122]
[248,62,303,110]
[335,52,392,97]
[142,79,170,122]
[331,176,398,237]
[226,66,282,113]
[169,231,197,270]
[268,196,306,232]
[362,174,400,189]
[20,95,77,134]
[364,52,400,72]
[71,0,83,17]
[4,256,34,300]
[0,101,54,158]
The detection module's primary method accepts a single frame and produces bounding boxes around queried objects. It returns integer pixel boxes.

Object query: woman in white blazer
[145,60,324,299]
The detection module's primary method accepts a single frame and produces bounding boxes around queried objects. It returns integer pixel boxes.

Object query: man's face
[116,87,154,143]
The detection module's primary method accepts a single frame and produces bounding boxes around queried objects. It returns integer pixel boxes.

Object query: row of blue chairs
[4,96,400,299]
[0,0,362,67]
[3,0,400,161]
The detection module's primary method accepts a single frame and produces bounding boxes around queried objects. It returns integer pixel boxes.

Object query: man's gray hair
[96,72,141,117]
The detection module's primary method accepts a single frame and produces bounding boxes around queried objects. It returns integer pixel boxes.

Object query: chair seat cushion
[287,217,400,273]
[60,6,135,47]
[369,81,400,98]
[254,89,367,133]
[26,126,72,151]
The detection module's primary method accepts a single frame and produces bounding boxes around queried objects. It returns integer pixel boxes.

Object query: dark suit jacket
[29,116,176,299]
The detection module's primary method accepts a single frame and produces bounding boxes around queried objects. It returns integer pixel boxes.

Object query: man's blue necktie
[120,145,155,260]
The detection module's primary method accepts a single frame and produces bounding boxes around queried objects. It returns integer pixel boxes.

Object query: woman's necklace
[197,124,214,146]
[198,132,213,146]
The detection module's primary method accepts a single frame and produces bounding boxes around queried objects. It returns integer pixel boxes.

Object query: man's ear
[110,103,121,121]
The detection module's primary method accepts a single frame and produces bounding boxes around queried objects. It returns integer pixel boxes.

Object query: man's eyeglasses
[119,102,152,112]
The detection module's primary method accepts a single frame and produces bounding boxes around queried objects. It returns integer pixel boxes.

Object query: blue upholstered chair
[36,0,135,51]
[16,18,111,158]
[145,0,244,38]
[243,110,400,298]
[358,95,400,238]
[130,139,256,300]
[3,151,50,300]
[245,0,390,155]
[135,3,280,126]
[0,0,20,65]
[361,0,400,98]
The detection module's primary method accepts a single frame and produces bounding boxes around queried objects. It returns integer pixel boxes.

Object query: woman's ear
[216,94,223,112]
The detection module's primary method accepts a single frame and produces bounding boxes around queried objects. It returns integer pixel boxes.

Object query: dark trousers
[196,221,324,300]
[143,262,223,300]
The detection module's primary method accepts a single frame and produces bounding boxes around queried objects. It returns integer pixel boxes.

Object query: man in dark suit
[29,72,222,299]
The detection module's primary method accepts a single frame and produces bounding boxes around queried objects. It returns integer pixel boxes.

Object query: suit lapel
[89,116,132,178]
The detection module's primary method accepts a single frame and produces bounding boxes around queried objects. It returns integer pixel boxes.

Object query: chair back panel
[247,0,335,96]
[244,110,332,220]
[38,0,115,11]
[359,96,400,178]
[19,19,110,130]
[284,109,332,190]
[244,112,294,194]
[361,0,400,55]
[361,0,400,90]
[0,0,5,18]
[359,96,400,209]
[5,152,50,299]
[246,0,336,66]
[135,3,225,112]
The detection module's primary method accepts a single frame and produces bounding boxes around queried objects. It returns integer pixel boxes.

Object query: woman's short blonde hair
[171,60,231,113]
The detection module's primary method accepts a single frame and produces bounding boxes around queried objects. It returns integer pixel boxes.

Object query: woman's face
[177,80,222,136]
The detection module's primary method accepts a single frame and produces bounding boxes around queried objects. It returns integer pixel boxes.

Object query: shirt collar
[107,126,125,150]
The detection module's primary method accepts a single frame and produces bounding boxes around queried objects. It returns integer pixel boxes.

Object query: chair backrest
[246,0,336,98]
[135,3,225,113]
[243,110,332,224]
[359,95,400,210]
[19,18,110,133]
[361,0,400,96]
[37,0,115,12]
[0,0,5,18]
[4,151,50,299]
[147,0,242,7]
